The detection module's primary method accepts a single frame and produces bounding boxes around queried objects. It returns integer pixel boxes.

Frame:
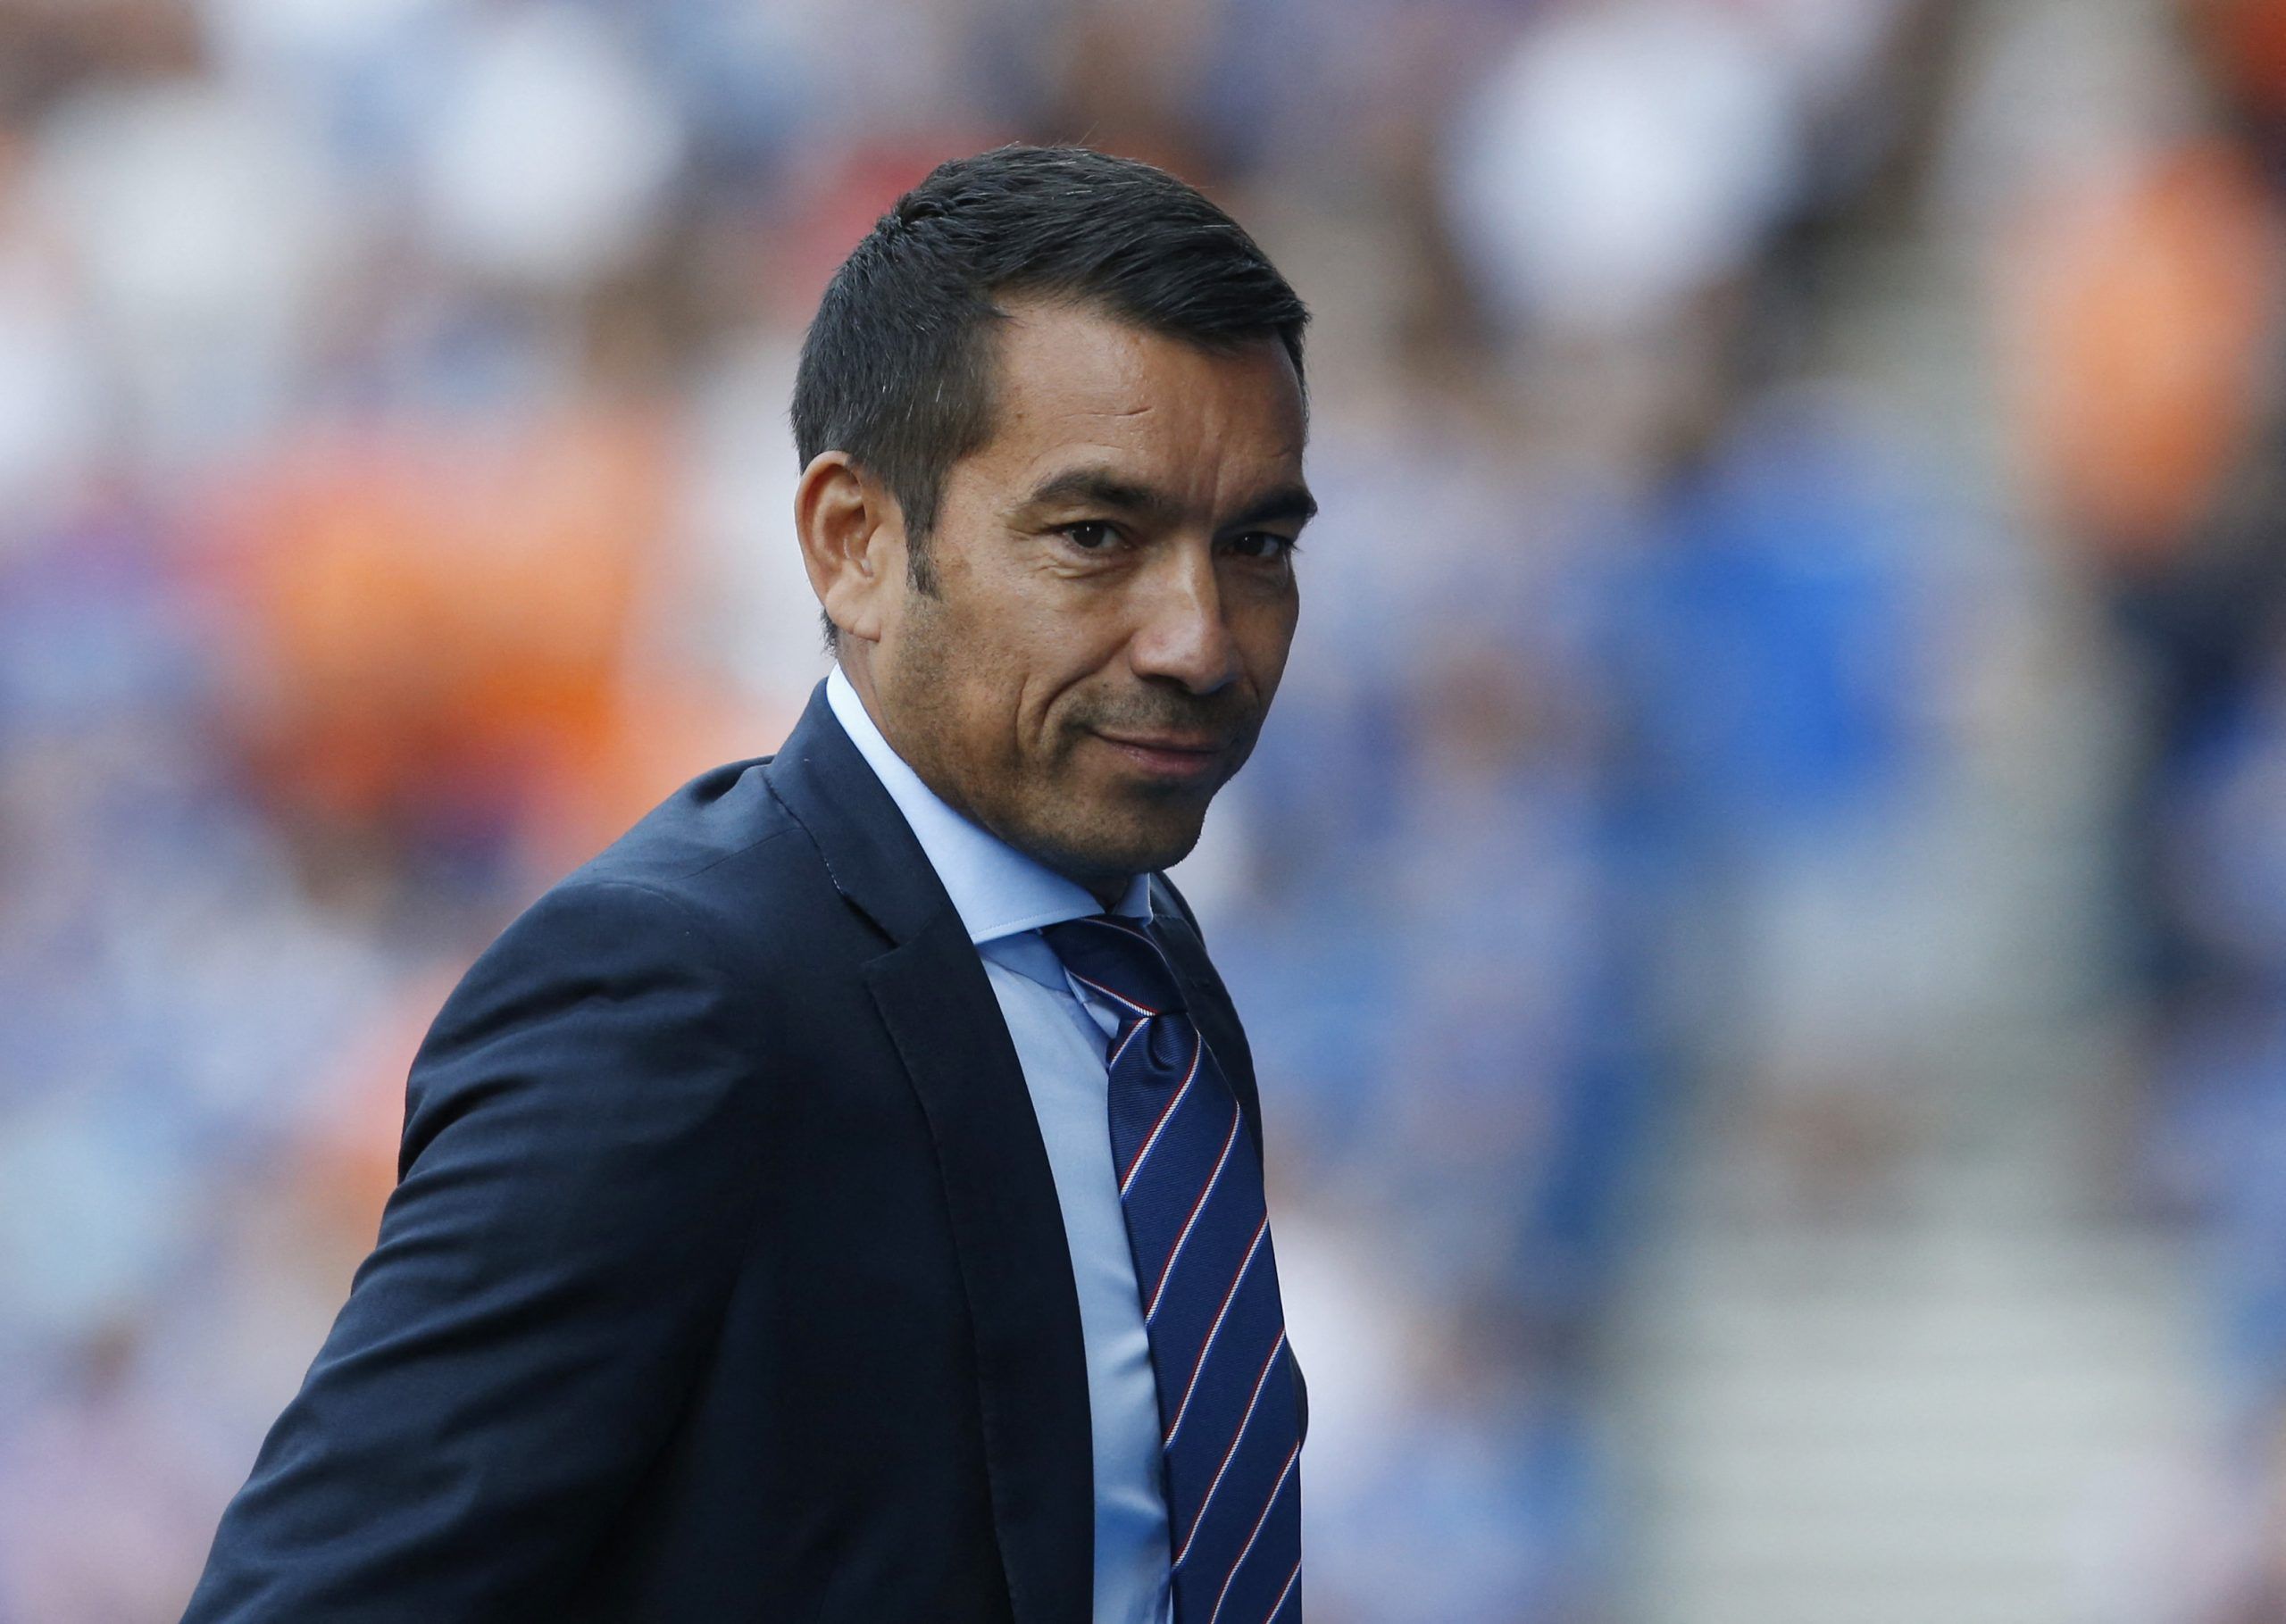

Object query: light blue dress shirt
[825,667,1174,1624]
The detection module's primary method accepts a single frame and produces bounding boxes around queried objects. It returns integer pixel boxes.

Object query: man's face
[864,297,1310,893]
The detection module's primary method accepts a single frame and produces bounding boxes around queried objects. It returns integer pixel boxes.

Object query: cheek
[921,608,1063,769]
[914,556,1152,766]
[1235,587,1300,687]
[999,636,1124,753]
[1013,670,1096,770]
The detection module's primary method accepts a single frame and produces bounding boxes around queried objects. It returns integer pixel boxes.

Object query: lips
[1096,731,1224,755]
[1090,730,1229,779]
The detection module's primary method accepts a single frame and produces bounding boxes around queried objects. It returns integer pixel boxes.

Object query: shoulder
[565,755,813,944]
[505,752,861,987]
[405,756,849,1169]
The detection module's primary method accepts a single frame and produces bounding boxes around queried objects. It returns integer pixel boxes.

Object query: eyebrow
[1018,468,1318,533]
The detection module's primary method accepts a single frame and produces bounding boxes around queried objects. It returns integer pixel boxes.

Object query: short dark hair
[793,145,1308,644]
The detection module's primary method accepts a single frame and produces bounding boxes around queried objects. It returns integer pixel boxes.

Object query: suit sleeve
[182,879,766,1622]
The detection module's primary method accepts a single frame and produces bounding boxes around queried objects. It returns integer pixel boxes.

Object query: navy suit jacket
[183,682,1305,1622]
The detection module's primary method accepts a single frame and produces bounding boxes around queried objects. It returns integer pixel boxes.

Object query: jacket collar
[759,679,951,946]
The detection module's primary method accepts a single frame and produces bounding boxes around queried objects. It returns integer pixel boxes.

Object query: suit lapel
[765,685,1094,1624]
[865,923,1096,1624]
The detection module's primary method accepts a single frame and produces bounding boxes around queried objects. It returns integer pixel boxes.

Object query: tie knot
[1039,914,1188,1024]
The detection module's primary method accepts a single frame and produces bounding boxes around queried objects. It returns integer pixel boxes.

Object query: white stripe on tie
[1164,1216,1270,1450]
[1205,1441,1301,1624]
[1144,1108,1241,1324]
[1172,1327,1288,1568]
[1120,1033,1204,1196]
[1263,1556,1302,1623]
[1066,969,1158,1019]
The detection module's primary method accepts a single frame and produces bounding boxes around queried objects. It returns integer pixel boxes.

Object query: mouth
[1089,729,1230,782]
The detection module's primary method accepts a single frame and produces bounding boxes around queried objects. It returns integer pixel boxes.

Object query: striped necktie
[1041,914,1303,1624]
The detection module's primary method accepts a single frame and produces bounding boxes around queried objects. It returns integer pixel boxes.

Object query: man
[182,146,1314,1623]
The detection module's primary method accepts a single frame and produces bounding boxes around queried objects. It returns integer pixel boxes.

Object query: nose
[1127,545,1240,696]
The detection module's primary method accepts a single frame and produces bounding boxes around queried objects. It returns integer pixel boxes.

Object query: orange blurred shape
[2184,0,2286,118]
[1999,140,2282,570]
[214,410,668,831]
[529,670,798,879]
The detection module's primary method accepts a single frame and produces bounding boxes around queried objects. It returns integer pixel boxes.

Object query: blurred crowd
[6,0,2286,1619]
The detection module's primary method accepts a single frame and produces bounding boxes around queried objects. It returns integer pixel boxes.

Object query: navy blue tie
[1042,914,1303,1624]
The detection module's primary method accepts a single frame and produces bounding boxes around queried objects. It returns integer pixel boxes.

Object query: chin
[1026,810,1205,887]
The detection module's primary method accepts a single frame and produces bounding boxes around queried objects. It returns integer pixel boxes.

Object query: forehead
[966,297,1306,501]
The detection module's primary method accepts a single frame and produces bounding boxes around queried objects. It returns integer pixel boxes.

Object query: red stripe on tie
[1065,969,1158,1018]
[1086,914,1159,947]
[1105,1019,1149,1072]
[1145,1108,1240,1324]
[1172,1327,1288,1567]
[1164,1216,1270,1450]
[1119,1032,1204,1196]
[1263,1556,1302,1623]
[1205,1441,1302,1624]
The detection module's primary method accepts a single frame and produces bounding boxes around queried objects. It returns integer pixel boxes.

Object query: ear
[794,451,907,647]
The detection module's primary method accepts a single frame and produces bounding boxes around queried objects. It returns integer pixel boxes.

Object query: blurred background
[8,0,2286,1619]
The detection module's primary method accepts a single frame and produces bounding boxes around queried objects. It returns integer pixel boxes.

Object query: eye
[1059,521,1121,552]
[1227,531,1297,561]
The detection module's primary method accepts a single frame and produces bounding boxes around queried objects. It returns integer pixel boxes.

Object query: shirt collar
[824,663,1150,949]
